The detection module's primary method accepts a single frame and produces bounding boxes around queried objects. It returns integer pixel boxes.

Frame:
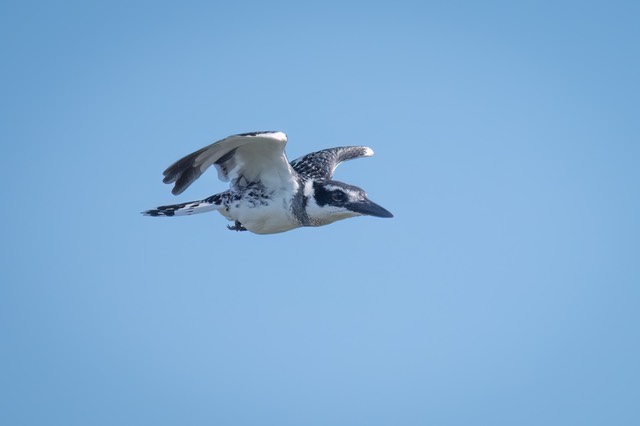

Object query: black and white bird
[142,131,393,234]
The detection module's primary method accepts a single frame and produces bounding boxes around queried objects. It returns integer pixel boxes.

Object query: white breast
[223,185,301,234]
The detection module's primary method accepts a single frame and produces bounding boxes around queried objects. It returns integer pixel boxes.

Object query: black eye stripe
[332,191,346,201]
[312,180,364,206]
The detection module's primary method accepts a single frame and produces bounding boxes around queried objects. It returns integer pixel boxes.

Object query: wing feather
[290,146,374,180]
[162,131,291,195]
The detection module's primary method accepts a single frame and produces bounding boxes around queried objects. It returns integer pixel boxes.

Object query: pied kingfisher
[142,131,393,234]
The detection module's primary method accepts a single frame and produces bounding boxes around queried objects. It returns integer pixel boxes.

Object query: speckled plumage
[143,131,392,234]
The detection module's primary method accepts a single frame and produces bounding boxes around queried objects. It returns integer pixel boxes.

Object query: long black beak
[348,199,394,218]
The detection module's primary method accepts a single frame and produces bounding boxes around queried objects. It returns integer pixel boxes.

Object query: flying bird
[142,131,393,234]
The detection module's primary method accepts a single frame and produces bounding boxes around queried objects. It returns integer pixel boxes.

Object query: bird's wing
[162,131,294,195]
[290,146,374,180]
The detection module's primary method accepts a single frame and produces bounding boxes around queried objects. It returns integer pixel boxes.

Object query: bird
[142,131,393,234]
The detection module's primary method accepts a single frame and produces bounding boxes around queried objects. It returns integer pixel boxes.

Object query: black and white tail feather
[143,131,392,234]
[143,194,223,217]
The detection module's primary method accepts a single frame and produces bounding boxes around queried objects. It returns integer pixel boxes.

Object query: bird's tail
[142,194,223,217]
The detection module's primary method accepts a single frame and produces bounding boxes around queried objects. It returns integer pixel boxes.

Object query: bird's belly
[227,199,300,235]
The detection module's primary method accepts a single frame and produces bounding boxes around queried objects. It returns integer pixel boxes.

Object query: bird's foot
[227,221,247,232]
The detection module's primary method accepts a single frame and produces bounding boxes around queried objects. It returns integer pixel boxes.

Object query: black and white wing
[162,131,294,195]
[290,146,374,180]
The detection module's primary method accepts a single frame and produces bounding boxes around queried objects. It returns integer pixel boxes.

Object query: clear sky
[1,1,639,425]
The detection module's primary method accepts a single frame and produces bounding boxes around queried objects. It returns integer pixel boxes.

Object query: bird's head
[306,180,393,226]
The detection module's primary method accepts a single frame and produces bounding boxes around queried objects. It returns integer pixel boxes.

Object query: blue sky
[1,1,639,425]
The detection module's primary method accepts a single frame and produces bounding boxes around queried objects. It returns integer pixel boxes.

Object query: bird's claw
[227,221,247,232]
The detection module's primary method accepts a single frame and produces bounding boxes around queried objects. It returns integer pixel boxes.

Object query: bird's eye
[332,191,346,202]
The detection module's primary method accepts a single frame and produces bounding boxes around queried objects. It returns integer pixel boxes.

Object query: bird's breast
[225,185,301,234]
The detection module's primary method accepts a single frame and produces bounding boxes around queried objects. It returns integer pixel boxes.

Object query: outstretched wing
[162,131,294,195]
[290,146,374,180]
